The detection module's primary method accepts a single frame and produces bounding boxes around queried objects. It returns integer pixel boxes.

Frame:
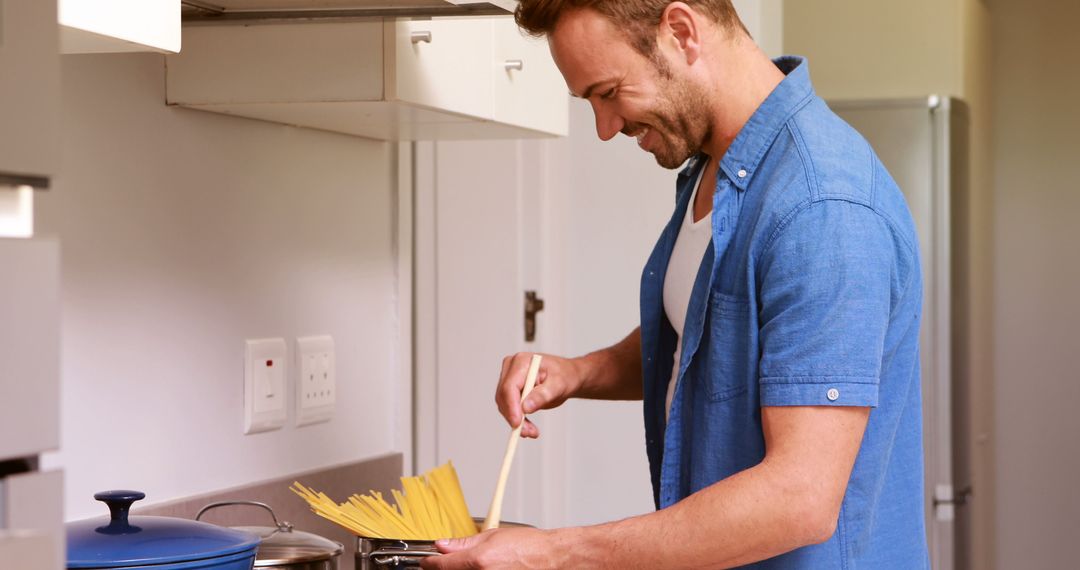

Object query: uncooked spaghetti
[290,461,477,540]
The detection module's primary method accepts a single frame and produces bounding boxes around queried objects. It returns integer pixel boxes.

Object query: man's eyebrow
[571,80,613,100]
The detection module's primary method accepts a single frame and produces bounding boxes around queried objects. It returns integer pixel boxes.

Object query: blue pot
[67,491,260,569]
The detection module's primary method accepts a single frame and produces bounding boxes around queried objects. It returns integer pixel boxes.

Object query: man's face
[549,8,711,169]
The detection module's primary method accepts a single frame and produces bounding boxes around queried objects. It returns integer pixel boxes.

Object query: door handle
[933,485,972,507]
[524,291,544,342]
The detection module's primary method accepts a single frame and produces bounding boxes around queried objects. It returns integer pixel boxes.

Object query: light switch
[244,338,287,434]
[295,335,335,426]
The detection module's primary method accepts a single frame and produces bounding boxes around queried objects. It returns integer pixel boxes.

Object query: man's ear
[659,2,702,66]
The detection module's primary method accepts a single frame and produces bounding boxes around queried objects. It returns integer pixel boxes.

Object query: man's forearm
[574,328,643,400]
[548,405,868,568]
[550,458,831,569]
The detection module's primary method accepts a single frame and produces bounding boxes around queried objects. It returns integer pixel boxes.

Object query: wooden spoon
[482,354,542,531]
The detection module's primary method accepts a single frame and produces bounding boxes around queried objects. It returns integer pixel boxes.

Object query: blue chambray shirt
[639,57,929,568]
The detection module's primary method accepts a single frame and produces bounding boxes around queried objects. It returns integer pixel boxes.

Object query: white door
[413,138,561,528]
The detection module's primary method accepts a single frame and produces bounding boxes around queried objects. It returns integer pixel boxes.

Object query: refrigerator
[0,0,64,567]
[831,97,972,570]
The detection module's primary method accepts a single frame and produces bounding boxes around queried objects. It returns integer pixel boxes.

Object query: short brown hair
[515,0,749,58]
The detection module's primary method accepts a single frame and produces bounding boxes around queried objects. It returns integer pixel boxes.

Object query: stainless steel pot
[355,519,529,570]
[197,501,343,570]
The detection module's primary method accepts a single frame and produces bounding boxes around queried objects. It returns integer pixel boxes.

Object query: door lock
[524,291,544,342]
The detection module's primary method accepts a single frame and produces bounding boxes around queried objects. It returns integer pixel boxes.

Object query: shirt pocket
[705,291,752,402]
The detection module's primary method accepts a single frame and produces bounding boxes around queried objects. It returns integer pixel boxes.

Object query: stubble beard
[646,73,712,170]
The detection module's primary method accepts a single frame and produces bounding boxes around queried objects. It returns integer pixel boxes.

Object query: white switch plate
[244,338,287,434]
[296,335,335,426]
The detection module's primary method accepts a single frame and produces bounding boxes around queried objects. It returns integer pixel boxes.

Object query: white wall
[36,53,406,520]
[990,2,1080,567]
[734,0,783,58]
[783,0,964,100]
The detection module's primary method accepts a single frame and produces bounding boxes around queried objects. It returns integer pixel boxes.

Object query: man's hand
[418,527,565,570]
[496,329,644,438]
[496,353,584,438]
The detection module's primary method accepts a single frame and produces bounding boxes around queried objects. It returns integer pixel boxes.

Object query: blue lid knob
[94,490,145,533]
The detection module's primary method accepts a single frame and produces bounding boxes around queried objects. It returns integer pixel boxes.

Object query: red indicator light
[266,360,274,367]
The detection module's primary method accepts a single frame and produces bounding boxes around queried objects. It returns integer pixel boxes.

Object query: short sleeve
[757,200,897,407]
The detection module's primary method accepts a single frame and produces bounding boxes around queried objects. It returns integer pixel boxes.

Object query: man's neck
[700,45,786,161]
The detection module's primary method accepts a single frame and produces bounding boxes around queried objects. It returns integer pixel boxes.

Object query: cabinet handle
[411,31,432,44]
[0,172,49,190]
[504,59,524,71]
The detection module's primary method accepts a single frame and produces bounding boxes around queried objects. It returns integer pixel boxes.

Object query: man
[422,1,928,568]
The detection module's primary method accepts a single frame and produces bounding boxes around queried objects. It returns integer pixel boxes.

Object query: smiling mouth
[626,126,651,149]
[635,128,650,146]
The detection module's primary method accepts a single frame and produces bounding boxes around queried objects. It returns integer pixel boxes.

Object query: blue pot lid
[67,491,261,569]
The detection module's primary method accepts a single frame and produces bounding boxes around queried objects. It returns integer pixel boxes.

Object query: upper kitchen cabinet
[59,0,181,54]
[491,18,567,135]
[0,0,59,184]
[164,16,569,140]
[390,18,495,121]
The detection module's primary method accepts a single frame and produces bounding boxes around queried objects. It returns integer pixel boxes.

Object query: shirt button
[827,388,840,401]
[737,169,748,178]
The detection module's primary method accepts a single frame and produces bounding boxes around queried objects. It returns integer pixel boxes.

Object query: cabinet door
[492,19,568,136]
[0,532,59,570]
[59,0,181,54]
[1,470,64,569]
[0,0,59,181]
[388,18,493,121]
[0,239,60,461]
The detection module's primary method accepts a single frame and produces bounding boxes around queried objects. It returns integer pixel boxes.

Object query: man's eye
[600,88,618,100]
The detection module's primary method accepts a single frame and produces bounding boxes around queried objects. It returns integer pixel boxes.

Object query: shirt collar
[679,56,816,191]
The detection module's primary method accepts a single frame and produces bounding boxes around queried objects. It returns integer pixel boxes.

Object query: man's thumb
[434,534,480,554]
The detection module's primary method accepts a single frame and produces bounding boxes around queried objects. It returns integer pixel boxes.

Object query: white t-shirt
[663,169,713,421]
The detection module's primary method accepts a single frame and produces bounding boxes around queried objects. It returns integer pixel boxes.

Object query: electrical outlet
[296,335,335,426]
[244,338,287,434]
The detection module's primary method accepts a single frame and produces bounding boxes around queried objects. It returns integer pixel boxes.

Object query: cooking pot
[66,490,260,570]
[196,501,343,570]
[355,519,529,570]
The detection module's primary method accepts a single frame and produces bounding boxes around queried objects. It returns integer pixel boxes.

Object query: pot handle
[368,549,439,567]
[195,500,294,532]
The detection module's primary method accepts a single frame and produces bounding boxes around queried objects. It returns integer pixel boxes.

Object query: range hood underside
[181,0,516,22]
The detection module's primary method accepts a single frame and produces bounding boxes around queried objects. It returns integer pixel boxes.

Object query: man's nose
[591,102,623,141]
